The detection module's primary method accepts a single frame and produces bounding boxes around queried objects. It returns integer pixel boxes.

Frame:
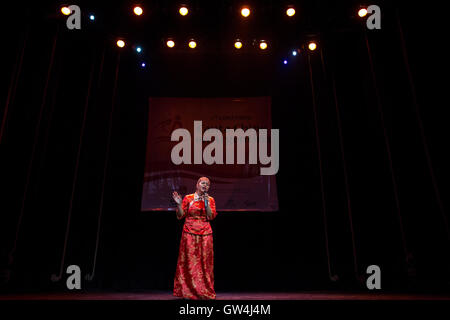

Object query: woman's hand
[203,193,212,220]
[172,191,182,205]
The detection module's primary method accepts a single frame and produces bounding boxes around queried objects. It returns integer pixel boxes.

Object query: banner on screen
[141,97,279,211]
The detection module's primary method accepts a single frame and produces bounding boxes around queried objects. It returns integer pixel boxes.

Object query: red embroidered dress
[173,193,218,299]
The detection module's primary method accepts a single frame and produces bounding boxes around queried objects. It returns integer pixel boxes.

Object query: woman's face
[197,179,210,194]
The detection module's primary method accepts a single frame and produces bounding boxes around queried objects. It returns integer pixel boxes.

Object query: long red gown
[173,192,218,300]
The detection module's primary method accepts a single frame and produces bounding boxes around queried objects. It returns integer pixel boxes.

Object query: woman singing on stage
[172,177,218,300]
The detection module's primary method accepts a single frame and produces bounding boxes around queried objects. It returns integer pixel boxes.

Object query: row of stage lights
[61,5,298,18]
[61,5,370,68]
[115,38,317,51]
[62,4,370,19]
[114,39,316,68]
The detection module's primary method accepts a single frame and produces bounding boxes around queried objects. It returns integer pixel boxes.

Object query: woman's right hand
[172,191,182,205]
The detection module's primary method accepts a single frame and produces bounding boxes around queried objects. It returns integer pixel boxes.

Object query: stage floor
[1,291,450,300]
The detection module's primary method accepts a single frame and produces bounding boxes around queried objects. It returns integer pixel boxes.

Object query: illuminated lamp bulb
[308,42,317,51]
[134,6,143,16]
[241,7,250,17]
[61,7,71,15]
[358,8,368,17]
[167,40,175,48]
[286,8,295,17]
[179,6,188,16]
[188,40,197,49]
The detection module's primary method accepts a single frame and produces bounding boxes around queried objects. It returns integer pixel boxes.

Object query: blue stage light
[136,46,142,53]
[283,60,288,65]
[89,14,95,21]
[141,62,146,68]
[292,50,297,56]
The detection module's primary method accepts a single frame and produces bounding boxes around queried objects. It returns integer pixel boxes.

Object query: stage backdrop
[141,97,278,211]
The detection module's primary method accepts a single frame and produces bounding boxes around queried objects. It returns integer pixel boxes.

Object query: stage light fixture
[179,6,188,16]
[286,8,295,17]
[141,62,146,68]
[283,60,288,65]
[89,14,95,21]
[167,40,175,48]
[134,6,143,16]
[116,40,125,48]
[61,6,71,15]
[308,42,317,51]
[234,40,243,49]
[292,50,297,56]
[358,8,368,17]
[188,40,197,49]
[241,7,250,17]
[259,41,268,50]
[136,46,142,53]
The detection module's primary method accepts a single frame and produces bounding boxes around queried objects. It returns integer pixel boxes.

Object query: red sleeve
[176,195,190,220]
[207,197,218,220]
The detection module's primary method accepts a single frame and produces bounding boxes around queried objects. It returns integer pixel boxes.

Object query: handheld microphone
[204,194,209,208]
